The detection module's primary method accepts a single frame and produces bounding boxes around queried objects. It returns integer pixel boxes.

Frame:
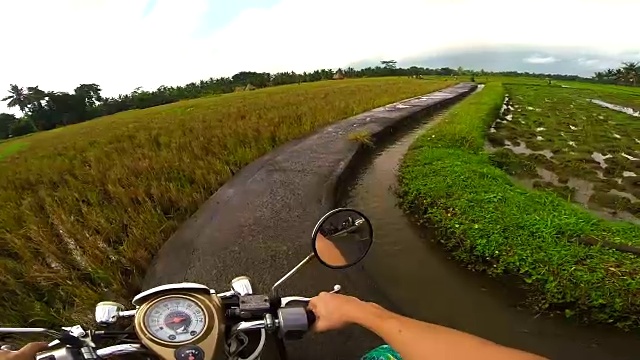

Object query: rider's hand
[0,343,49,360]
[308,292,369,332]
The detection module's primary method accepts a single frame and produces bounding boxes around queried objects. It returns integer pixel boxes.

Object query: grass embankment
[0,141,28,160]
[0,78,451,327]
[398,82,640,329]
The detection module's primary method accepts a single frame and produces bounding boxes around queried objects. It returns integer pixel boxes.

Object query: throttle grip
[305,309,316,328]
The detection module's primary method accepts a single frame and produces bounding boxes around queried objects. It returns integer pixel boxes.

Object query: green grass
[556,81,640,110]
[488,84,640,219]
[0,141,29,159]
[0,77,453,328]
[399,82,640,329]
[348,130,374,147]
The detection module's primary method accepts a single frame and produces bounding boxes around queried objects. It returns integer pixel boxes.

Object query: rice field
[487,84,640,225]
[0,77,452,327]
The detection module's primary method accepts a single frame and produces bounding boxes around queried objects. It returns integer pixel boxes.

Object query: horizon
[1,0,639,114]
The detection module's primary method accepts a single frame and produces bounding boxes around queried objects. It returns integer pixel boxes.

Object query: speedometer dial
[143,296,207,344]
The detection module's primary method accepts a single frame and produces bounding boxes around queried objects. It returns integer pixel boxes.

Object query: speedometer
[143,296,207,344]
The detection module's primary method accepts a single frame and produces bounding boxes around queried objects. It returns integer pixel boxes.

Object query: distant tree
[34,91,87,129]
[437,67,456,76]
[10,61,640,137]
[621,62,639,86]
[593,71,605,81]
[0,113,18,139]
[380,60,397,69]
[74,84,103,107]
[1,84,29,113]
[26,86,47,112]
[10,118,37,137]
[408,66,422,78]
[593,64,639,86]
[231,72,270,88]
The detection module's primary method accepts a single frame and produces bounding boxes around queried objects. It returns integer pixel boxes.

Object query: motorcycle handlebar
[35,344,146,360]
[232,305,316,341]
[18,284,327,360]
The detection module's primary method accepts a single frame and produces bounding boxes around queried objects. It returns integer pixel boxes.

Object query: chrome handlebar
[34,344,146,360]
[96,344,146,358]
[3,281,341,360]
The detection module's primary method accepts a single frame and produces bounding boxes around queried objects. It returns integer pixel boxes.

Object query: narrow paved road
[143,83,477,359]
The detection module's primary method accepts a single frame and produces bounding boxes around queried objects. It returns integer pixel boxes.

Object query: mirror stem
[271,253,315,294]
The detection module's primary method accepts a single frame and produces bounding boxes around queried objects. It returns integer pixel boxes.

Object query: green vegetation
[0,62,461,140]
[399,82,640,329]
[488,84,640,218]
[0,77,451,327]
[3,59,636,142]
[0,141,28,160]
[593,61,640,87]
[348,130,374,147]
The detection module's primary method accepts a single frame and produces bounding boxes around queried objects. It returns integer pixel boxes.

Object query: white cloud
[1,0,640,114]
[577,58,601,66]
[524,55,559,64]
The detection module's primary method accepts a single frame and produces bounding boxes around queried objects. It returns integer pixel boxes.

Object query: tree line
[593,62,640,86]
[2,60,637,140]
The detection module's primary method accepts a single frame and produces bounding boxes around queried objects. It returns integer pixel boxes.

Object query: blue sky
[0,0,639,114]
[141,0,280,36]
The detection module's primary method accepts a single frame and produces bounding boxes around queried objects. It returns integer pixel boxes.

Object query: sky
[1,0,639,114]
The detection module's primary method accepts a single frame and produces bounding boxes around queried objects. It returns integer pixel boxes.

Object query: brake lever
[280,285,341,307]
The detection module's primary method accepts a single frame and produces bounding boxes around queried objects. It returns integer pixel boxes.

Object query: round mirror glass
[312,208,373,269]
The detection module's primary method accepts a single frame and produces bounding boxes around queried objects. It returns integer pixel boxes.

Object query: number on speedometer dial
[143,297,207,343]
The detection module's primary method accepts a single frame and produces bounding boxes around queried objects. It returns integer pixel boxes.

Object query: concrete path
[143,82,477,359]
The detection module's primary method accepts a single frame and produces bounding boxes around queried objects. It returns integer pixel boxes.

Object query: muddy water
[591,99,640,117]
[503,140,554,159]
[338,97,640,359]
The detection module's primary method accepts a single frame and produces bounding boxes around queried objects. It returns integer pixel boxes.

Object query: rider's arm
[357,302,545,360]
[0,343,49,360]
[314,232,347,266]
[308,292,547,360]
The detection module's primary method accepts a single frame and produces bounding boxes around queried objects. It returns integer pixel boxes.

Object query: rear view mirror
[271,208,373,293]
[312,208,373,269]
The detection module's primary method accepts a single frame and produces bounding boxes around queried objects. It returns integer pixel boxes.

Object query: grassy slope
[0,77,453,327]
[0,141,28,160]
[399,82,640,328]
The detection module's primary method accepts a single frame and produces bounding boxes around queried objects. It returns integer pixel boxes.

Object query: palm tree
[604,68,617,81]
[621,61,639,86]
[593,71,605,81]
[74,83,102,107]
[1,84,29,113]
[26,86,47,111]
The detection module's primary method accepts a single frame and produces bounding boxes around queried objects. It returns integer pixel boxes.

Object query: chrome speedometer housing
[140,295,208,345]
[134,289,225,360]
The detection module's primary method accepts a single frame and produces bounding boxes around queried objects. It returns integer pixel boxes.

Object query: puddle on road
[591,99,640,117]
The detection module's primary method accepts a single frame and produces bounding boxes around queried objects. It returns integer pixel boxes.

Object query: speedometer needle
[169,317,187,324]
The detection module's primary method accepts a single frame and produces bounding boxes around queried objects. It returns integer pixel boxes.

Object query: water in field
[591,99,640,117]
